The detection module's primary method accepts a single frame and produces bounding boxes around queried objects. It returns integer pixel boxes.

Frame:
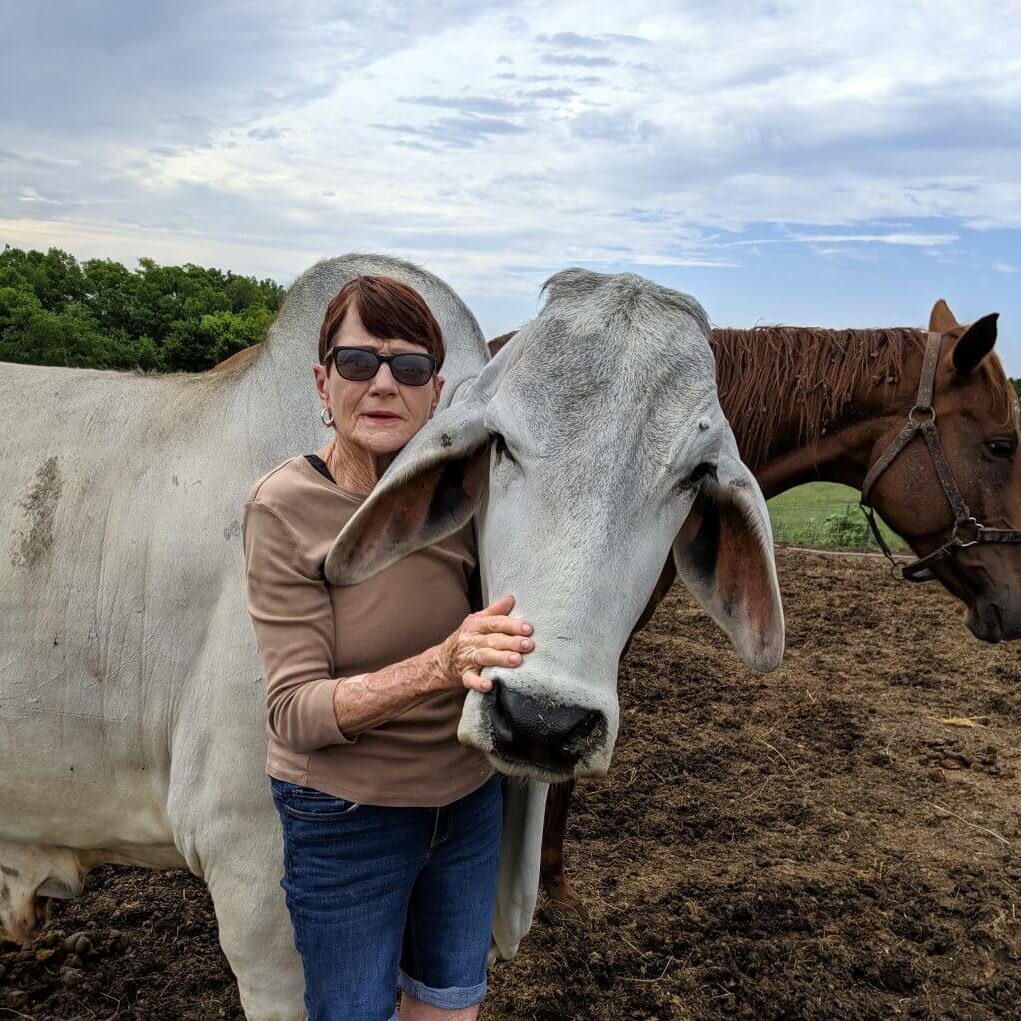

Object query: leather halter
[859,330,1021,582]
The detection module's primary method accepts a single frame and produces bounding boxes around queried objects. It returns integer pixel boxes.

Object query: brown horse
[492,298,1021,909]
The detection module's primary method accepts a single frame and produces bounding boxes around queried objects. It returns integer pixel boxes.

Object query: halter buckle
[949,517,982,542]
[909,404,936,424]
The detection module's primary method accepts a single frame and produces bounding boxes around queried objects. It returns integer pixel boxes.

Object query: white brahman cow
[1,255,782,1017]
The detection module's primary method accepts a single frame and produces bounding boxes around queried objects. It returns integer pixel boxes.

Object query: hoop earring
[321,407,334,427]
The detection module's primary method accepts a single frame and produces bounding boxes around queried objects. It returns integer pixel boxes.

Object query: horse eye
[986,438,1017,459]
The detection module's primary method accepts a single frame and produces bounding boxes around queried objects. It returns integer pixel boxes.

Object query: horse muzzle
[966,596,1021,643]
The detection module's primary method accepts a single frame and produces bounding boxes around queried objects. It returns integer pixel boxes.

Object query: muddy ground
[2,549,1019,1020]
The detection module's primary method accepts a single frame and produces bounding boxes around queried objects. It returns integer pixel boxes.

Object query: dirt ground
[2,549,1019,1020]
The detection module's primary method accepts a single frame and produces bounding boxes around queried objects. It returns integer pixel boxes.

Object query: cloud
[247,126,287,142]
[431,115,528,143]
[0,0,506,147]
[993,261,1017,273]
[1,0,1019,367]
[724,232,959,248]
[571,111,661,143]
[495,72,558,82]
[540,53,617,67]
[602,33,652,46]
[402,94,523,115]
[535,31,651,49]
[17,187,62,206]
[373,114,526,148]
[617,252,740,268]
[0,148,81,169]
[536,32,607,49]
[793,232,958,247]
[518,87,577,100]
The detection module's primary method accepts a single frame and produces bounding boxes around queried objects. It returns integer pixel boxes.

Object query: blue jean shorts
[270,773,502,1021]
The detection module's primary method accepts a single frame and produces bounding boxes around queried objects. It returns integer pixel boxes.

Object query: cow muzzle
[479,681,607,778]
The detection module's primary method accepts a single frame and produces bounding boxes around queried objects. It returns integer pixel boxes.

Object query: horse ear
[929,299,958,333]
[951,313,999,376]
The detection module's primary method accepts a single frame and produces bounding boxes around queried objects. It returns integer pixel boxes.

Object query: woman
[241,275,533,1021]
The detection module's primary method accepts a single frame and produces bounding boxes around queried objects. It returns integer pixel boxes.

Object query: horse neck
[711,328,924,500]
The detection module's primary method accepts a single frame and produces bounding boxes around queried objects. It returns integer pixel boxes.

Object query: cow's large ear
[324,397,490,585]
[323,343,521,586]
[672,454,784,673]
[929,299,959,333]
[951,313,998,376]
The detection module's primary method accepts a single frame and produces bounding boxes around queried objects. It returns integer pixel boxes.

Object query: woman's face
[313,304,444,458]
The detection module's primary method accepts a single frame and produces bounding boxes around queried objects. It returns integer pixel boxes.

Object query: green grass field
[767,482,907,551]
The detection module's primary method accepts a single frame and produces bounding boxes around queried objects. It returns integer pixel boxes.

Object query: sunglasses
[326,346,437,387]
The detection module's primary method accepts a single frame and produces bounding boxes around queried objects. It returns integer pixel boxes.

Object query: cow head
[326,270,784,782]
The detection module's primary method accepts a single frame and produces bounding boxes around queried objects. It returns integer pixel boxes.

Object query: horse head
[864,300,1021,642]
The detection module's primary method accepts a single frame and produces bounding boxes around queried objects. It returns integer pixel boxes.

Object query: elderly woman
[242,276,533,1021]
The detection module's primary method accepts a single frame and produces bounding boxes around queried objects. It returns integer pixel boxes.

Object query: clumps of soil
[3,550,1020,1019]
[1,867,240,1019]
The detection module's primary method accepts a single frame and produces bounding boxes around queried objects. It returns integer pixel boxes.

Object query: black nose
[487,683,604,768]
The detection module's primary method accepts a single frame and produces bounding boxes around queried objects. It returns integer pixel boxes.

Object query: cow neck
[233,331,330,469]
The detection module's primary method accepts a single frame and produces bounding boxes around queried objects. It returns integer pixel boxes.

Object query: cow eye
[493,434,518,467]
[986,438,1017,459]
[682,462,717,488]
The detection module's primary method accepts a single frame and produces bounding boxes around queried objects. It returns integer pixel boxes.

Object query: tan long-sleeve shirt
[242,455,492,807]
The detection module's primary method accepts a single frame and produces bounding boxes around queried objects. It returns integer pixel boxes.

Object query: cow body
[0,254,489,1019]
[1,257,780,1009]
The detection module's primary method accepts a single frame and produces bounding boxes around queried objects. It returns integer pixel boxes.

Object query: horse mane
[711,326,929,470]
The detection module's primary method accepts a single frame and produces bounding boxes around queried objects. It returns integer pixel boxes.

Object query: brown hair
[712,326,928,470]
[318,275,445,368]
[712,325,1016,470]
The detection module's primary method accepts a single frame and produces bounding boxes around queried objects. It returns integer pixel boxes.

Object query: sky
[2,0,1019,371]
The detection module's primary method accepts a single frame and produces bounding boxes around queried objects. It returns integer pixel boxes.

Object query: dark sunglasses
[326,346,437,387]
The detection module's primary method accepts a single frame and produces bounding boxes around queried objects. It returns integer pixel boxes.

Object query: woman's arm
[332,595,533,736]
[243,500,350,752]
[243,500,533,752]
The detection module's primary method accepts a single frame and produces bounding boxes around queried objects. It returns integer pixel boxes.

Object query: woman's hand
[436,595,534,694]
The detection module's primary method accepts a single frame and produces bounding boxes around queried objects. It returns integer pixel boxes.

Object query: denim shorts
[270,772,502,1021]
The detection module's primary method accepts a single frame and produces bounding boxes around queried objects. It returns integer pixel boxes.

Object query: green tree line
[2,245,1020,393]
[0,245,283,372]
